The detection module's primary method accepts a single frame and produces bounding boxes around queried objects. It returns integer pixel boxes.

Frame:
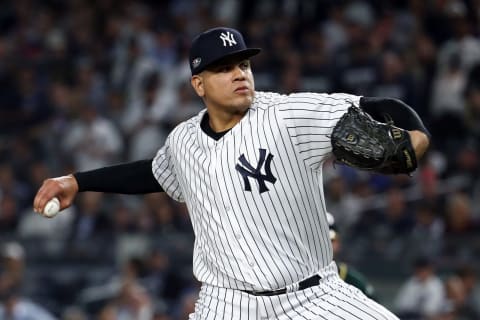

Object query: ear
[191,75,205,97]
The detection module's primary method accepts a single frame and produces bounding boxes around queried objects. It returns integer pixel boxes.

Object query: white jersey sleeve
[278,92,361,170]
[152,138,184,202]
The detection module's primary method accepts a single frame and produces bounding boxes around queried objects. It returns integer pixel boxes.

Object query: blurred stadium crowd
[0,0,479,319]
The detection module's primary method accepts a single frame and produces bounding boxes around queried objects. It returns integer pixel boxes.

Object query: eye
[240,61,250,70]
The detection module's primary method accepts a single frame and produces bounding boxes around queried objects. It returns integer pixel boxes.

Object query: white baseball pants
[189,262,399,319]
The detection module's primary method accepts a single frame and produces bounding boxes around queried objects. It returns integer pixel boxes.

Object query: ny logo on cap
[192,57,202,68]
[220,31,237,47]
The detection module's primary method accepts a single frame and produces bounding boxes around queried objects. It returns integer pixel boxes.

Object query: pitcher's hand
[33,174,79,214]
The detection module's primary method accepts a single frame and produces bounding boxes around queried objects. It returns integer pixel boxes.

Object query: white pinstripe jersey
[152,91,360,292]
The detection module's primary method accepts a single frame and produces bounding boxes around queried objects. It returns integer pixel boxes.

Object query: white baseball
[43,197,60,218]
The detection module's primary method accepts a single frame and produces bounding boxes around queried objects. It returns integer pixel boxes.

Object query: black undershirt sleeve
[359,97,431,137]
[73,159,164,194]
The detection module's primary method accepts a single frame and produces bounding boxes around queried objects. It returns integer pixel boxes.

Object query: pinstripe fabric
[152,91,397,318]
[190,262,399,319]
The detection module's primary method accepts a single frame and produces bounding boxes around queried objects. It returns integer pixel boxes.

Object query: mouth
[234,86,250,94]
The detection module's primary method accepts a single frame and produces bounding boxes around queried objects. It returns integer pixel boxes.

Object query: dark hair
[142,72,160,91]
[413,256,433,269]
[456,265,476,278]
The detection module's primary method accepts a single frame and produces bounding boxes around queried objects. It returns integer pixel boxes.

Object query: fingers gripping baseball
[33,174,79,217]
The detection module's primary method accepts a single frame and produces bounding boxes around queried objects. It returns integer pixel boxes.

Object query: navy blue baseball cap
[189,27,261,75]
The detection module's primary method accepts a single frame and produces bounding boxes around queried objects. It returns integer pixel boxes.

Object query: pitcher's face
[191,59,255,115]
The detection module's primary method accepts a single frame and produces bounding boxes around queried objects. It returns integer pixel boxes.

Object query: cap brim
[195,48,261,74]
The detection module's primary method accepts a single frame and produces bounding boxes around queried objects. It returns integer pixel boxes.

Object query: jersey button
[235,233,241,239]
[248,261,255,267]
[225,206,231,211]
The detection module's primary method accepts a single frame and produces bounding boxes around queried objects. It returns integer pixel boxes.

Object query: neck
[206,107,248,132]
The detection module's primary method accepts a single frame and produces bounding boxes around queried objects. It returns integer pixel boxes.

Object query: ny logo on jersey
[235,149,277,193]
[219,31,237,47]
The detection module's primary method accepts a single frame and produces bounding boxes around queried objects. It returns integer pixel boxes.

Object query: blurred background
[0,0,479,319]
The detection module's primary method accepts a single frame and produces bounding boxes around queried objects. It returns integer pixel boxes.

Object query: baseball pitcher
[34,27,430,319]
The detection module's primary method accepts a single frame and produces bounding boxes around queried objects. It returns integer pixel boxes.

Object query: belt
[241,274,322,296]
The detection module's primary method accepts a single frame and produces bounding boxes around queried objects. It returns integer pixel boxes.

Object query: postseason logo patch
[192,57,202,68]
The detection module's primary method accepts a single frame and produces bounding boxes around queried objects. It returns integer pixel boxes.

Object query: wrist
[408,130,430,160]
[67,174,80,193]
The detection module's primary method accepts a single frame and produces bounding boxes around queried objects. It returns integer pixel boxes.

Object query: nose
[233,65,246,81]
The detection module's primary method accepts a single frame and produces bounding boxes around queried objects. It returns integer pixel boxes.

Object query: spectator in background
[452,142,479,185]
[411,31,438,120]
[67,192,111,260]
[444,275,468,319]
[82,257,154,320]
[430,1,480,150]
[0,281,58,320]
[152,299,172,320]
[353,186,415,259]
[13,65,52,133]
[327,212,376,300]
[72,58,107,114]
[164,82,203,128]
[443,59,480,179]
[0,242,57,320]
[1,242,25,289]
[464,64,480,139]
[61,306,88,320]
[141,248,188,304]
[152,27,179,73]
[300,29,334,93]
[104,89,127,132]
[394,256,447,319]
[443,265,480,320]
[407,201,445,259]
[96,304,117,320]
[333,1,378,95]
[429,51,469,154]
[371,50,417,107]
[278,50,302,93]
[120,71,171,161]
[324,174,366,234]
[143,193,182,234]
[0,35,19,135]
[416,157,444,207]
[140,249,170,295]
[172,288,198,320]
[62,101,123,171]
[44,82,75,155]
[320,3,347,56]
[6,137,37,190]
[444,192,477,236]
[456,266,480,318]
[95,278,153,320]
[110,200,138,234]
[436,0,480,75]
[0,162,29,211]
[0,193,20,235]
[42,27,73,85]
[430,52,466,120]
[442,191,479,260]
